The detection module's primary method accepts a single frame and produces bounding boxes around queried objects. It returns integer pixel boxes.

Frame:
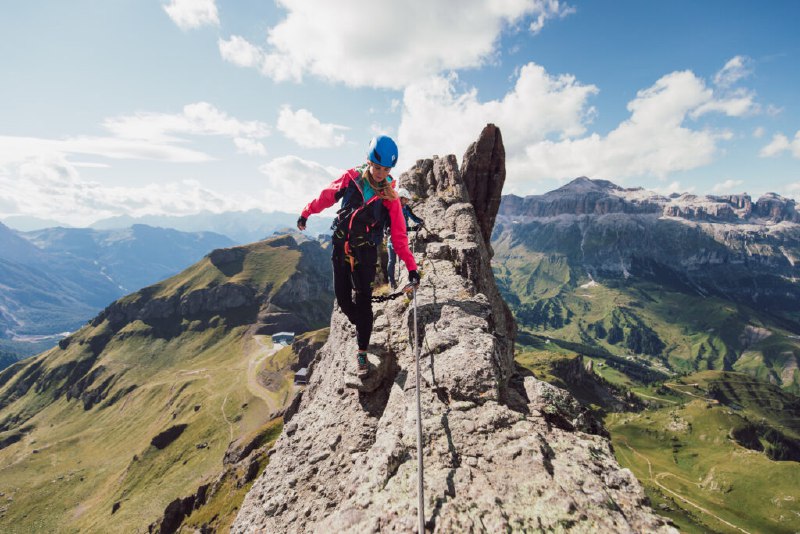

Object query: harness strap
[342,187,381,272]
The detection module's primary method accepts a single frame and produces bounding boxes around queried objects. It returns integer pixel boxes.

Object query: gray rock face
[501,177,799,224]
[232,129,674,533]
[500,177,664,218]
[460,123,506,253]
[754,192,800,223]
[495,178,800,315]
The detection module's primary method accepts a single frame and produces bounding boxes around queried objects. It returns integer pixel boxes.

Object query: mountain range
[0,125,798,532]
[89,209,333,245]
[494,177,800,393]
[0,235,333,532]
[0,223,233,364]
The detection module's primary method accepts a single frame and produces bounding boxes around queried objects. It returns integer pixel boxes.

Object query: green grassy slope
[497,206,800,531]
[607,375,800,534]
[0,237,331,533]
[495,246,800,393]
[517,345,800,533]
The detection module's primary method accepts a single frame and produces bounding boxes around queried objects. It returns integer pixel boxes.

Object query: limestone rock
[231,127,674,534]
[754,192,800,223]
[495,177,800,314]
[460,123,506,253]
[499,176,799,224]
[343,350,396,393]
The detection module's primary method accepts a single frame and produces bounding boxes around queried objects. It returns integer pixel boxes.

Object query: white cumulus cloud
[712,179,744,193]
[760,131,800,158]
[104,102,269,143]
[0,155,250,226]
[163,0,219,30]
[515,70,749,187]
[397,64,598,171]
[259,155,341,213]
[713,55,753,87]
[0,135,212,165]
[0,102,275,224]
[530,0,576,33]
[0,103,270,168]
[234,138,267,156]
[398,60,759,194]
[218,35,264,68]
[219,0,573,88]
[277,106,349,148]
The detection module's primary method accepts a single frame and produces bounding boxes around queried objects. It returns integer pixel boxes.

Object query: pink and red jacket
[301,166,418,272]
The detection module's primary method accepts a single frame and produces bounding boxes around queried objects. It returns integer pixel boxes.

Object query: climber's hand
[297,216,307,231]
[408,270,421,286]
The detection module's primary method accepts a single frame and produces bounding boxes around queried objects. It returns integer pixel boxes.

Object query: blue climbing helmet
[367,135,398,168]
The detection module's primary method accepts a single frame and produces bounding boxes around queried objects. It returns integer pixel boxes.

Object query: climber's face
[368,161,391,182]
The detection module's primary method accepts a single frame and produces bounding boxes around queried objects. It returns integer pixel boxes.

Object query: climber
[297,135,420,378]
[385,187,423,289]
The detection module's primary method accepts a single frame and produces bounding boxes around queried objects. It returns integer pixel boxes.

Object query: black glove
[408,270,421,286]
[297,215,307,231]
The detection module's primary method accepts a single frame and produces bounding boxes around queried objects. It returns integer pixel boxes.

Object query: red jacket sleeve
[385,198,418,271]
[301,168,358,218]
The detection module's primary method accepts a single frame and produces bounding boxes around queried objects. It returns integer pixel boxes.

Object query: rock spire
[232,127,674,533]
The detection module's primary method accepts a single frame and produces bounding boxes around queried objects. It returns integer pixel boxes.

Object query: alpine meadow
[2,1,800,533]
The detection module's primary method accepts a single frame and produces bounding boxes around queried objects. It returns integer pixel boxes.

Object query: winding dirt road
[618,438,750,534]
[246,335,285,412]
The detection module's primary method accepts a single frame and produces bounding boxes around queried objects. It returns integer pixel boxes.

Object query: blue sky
[1,0,798,227]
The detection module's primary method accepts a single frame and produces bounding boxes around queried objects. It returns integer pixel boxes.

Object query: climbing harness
[331,169,386,273]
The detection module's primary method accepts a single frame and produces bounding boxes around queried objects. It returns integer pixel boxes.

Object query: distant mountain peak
[501,177,799,224]
[555,176,624,194]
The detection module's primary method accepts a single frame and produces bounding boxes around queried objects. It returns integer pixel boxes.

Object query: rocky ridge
[0,235,332,430]
[495,178,800,317]
[232,126,674,533]
[500,177,799,223]
[84,235,331,337]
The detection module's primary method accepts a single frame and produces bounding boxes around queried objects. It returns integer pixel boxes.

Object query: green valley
[495,243,800,393]
[516,346,800,533]
[499,178,800,533]
[0,236,333,533]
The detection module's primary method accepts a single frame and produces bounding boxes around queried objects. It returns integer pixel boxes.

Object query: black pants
[332,242,377,351]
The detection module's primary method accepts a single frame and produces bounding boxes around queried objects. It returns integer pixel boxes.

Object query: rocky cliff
[496,178,800,317]
[500,177,799,224]
[232,128,674,533]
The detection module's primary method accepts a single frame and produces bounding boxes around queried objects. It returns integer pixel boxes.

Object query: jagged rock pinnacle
[231,127,675,533]
[460,123,506,255]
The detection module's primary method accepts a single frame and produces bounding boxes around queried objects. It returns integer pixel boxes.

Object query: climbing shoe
[356,351,369,377]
